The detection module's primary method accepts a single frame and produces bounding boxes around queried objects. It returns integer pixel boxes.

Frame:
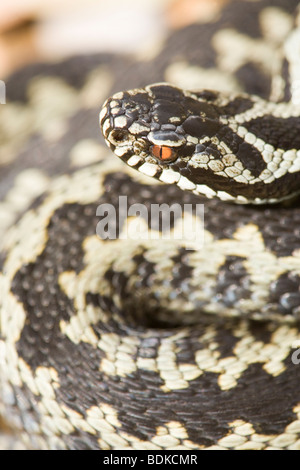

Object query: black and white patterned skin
[0,0,300,450]
[101,83,300,203]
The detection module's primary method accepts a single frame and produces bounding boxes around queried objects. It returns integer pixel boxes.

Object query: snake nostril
[111,130,129,143]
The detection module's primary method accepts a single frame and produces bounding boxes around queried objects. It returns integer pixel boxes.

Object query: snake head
[100,82,229,196]
[100,82,300,204]
[100,83,197,163]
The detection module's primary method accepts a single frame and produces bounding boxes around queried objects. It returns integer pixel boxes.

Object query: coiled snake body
[1,0,300,450]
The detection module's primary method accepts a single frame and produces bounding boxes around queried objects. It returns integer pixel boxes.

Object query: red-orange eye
[151,145,177,162]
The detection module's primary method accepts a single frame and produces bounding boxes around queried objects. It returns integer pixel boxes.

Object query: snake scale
[1,0,300,450]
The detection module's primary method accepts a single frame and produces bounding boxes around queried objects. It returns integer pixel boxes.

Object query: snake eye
[151,145,177,162]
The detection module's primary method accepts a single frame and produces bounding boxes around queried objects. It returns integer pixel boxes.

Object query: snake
[0,0,300,450]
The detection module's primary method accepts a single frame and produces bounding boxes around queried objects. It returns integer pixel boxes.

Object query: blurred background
[0,0,225,246]
[0,0,222,78]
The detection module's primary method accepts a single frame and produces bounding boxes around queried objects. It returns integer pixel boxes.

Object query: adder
[0,0,300,450]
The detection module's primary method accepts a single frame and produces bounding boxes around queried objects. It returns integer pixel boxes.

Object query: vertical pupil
[151,145,175,161]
